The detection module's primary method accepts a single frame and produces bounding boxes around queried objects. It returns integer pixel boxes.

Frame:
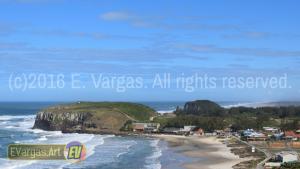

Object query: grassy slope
[44,101,157,121]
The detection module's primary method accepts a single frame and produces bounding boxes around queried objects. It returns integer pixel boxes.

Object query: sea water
[0,102,191,169]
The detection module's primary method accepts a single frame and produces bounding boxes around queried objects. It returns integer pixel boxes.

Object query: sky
[0,0,300,102]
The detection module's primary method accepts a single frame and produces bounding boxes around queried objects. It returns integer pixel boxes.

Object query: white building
[265,151,299,168]
[132,123,160,132]
[263,127,279,133]
[180,126,196,132]
[276,151,298,163]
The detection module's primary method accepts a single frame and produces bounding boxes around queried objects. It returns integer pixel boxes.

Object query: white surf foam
[0,115,35,131]
[0,158,37,169]
[37,135,47,141]
[144,139,162,169]
[222,102,269,108]
[157,110,175,114]
[116,140,137,158]
[0,114,144,169]
[0,115,35,121]
[5,132,115,169]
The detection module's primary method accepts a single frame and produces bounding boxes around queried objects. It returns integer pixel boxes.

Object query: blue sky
[0,0,300,101]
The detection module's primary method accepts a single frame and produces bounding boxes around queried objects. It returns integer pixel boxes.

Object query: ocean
[0,102,193,169]
[1,101,288,169]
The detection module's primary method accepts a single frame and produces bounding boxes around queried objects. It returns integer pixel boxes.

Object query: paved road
[231,136,272,169]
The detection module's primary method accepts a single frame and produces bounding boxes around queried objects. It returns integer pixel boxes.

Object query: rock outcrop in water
[33,102,156,134]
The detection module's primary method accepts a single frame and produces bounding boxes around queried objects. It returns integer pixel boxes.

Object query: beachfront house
[161,126,196,135]
[178,126,196,135]
[263,127,279,133]
[271,132,284,140]
[193,128,205,136]
[276,151,299,163]
[214,128,231,138]
[262,127,284,140]
[205,132,217,136]
[132,123,160,133]
[162,127,181,134]
[242,129,267,141]
[180,126,196,132]
[284,131,300,141]
[263,127,279,137]
[264,151,299,169]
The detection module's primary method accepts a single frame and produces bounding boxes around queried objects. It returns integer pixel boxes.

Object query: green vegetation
[176,100,224,116]
[154,115,226,132]
[45,101,156,121]
[34,102,157,133]
[157,100,300,131]
[226,106,300,131]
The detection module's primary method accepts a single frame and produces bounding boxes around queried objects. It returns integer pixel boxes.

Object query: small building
[177,126,196,135]
[132,123,160,132]
[276,151,299,163]
[193,128,204,136]
[284,131,300,141]
[271,132,284,140]
[264,151,299,169]
[162,127,180,134]
[149,117,154,121]
[243,129,255,136]
[180,126,196,132]
[205,132,217,136]
[132,123,145,132]
[162,126,196,135]
[263,127,280,139]
[242,129,267,141]
[263,127,279,133]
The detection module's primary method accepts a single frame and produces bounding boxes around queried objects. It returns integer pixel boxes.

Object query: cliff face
[33,102,156,134]
[33,111,92,131]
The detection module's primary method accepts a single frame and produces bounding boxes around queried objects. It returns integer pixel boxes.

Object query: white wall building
[276,151,298,163]
[180,126,196,132]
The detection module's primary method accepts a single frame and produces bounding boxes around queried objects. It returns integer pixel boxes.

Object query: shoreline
[151,134,252,169]
[30,124,262,169]
[30,128,256,169]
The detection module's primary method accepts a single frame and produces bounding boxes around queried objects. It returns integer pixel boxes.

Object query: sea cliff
[33,102,156,134]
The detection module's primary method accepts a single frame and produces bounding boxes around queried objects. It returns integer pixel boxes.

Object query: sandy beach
[153,135,251,169]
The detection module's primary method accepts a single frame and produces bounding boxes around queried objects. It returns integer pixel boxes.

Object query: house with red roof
[284,131,300,141]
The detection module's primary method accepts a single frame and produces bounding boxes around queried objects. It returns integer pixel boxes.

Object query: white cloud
[100,11,132,21]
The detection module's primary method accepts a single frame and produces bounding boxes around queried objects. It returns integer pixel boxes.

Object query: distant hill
[33,102,156,134]
[176,100,225,116]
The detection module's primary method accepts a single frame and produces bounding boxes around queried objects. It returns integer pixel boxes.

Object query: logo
[65,141,86,161]
[8,144,65,160]
[8,141,86,161]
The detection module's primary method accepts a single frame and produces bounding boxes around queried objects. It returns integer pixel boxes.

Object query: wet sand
[153,135,251,169]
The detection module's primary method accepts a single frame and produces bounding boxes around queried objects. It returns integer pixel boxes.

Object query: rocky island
[33,102,157,134]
